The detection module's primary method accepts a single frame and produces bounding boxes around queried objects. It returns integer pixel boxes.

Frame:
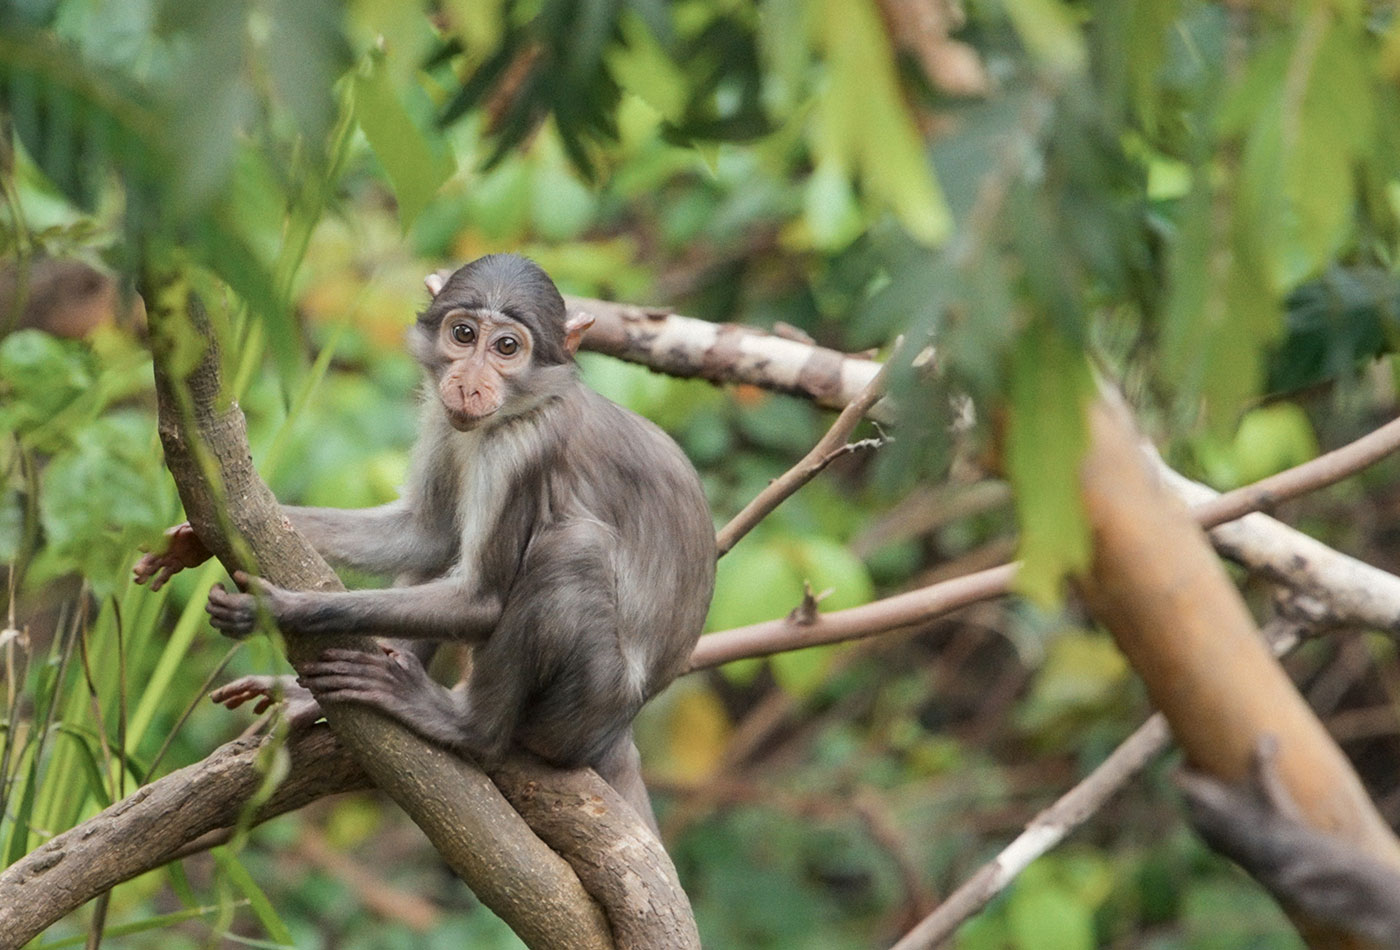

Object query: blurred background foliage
[3,0,1400,947]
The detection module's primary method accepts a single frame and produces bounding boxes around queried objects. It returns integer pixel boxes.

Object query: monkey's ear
[424,269,453,298]
[564,311,595,356]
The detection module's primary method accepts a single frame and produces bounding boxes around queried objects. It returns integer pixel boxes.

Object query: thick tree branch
[1074,392,1400,948]
[567,295,888,419]
[0,728,366,946]
[12,293,1400,947]
[892,617,1307,950]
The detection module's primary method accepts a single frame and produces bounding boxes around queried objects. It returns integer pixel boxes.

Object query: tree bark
[0,728,362,946]
[1074,392,1400,949]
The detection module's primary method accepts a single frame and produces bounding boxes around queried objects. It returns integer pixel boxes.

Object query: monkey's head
[413,254,594,432]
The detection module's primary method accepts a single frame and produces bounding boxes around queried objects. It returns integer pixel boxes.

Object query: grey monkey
[136,254,716,827]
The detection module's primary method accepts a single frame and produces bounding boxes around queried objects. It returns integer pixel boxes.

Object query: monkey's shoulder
[562,386,701,479]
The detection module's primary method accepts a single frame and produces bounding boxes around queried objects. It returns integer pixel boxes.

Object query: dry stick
[889,716,1172,950]
[890,620,1309,950]
[716,359,892,556]
[691,412,1400,671]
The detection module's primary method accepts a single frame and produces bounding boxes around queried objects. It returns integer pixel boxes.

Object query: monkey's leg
[295,645,478,753]
[470,521,640,771]
[593,731,660,835]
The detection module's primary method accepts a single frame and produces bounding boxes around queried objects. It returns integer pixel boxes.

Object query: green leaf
[1005,321,1093,605]
[769,643,839,697]
[0,330,92,444]
[353,54,455,230]
[1232,19,1374,292]
[1019,632,1131,733]
[607,11,687,123]
[1001,0,1088,77]
[803,157,864,250]
[1162,184,1281,429]
[213,848,295,945]
[808,0,950,245]
[708,540,805,632]
[264,0,350,149]
[1007,871,1096,950]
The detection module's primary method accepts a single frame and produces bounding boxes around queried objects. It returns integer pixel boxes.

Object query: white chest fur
[448,415,549,572]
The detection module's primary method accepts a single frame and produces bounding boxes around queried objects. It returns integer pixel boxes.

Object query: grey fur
[208,255,715,828]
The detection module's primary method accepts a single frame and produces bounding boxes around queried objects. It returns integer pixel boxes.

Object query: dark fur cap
[419,254,572,365]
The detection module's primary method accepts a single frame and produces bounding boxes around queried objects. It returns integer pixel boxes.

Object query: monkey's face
[433,309,534,430]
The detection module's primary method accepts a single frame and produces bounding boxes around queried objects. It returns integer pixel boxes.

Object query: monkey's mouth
[444,406,496,431]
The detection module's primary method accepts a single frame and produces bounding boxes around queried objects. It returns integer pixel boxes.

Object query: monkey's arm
[283,502,453,576]
[134,503,451,590]
[206,572,501,642]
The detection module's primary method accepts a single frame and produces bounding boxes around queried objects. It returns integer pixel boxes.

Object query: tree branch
[567,295,888,419]
[12,291,1400,947]
[0,728,366,946]
[716,359,891,556]
[1074,392,1400,948]
[891,617,1307,950]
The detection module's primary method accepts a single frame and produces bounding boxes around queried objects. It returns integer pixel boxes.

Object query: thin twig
[716,360,893,556]
[889,620,1305,950]
[691,413,1400,671]
[1192,414,1400,529]
[890,715,1172,950]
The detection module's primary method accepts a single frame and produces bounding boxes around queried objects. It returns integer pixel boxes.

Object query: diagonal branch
[716,359,892,556]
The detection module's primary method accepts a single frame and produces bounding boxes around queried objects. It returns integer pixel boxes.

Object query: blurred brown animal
[1,257,145,338]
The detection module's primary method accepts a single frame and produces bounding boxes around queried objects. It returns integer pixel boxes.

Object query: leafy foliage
[5,0,1400,947]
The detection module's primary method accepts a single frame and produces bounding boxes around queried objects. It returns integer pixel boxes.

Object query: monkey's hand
[1179,741,1400,943]
[206,571,286,639]
[297,646,470,750]
[133,522,212,591]
[211,674,323,729]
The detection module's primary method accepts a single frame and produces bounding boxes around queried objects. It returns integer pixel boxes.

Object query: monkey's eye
[451,324,475,345]
[495,336,519,356]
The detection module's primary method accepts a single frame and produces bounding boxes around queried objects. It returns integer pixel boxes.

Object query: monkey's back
[547,385,716,690]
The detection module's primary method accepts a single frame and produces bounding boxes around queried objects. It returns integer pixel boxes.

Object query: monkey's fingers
[206,584,259,638]
[210,675,275,708]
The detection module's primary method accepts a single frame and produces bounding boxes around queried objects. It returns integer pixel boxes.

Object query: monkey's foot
[298,646,471,750]
[211,674,323,729]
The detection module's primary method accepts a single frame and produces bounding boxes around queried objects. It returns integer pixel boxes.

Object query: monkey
[134,254,716,828]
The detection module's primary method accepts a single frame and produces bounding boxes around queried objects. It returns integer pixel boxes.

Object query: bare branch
[688,564,1016,671]
[1193,415,1400,529]
[0,728,365,946]
[692,410,1400,670]
[568,295,887,419]
[890,618,1308,950]
[889,716,1172,950]
[716,360,892,556]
